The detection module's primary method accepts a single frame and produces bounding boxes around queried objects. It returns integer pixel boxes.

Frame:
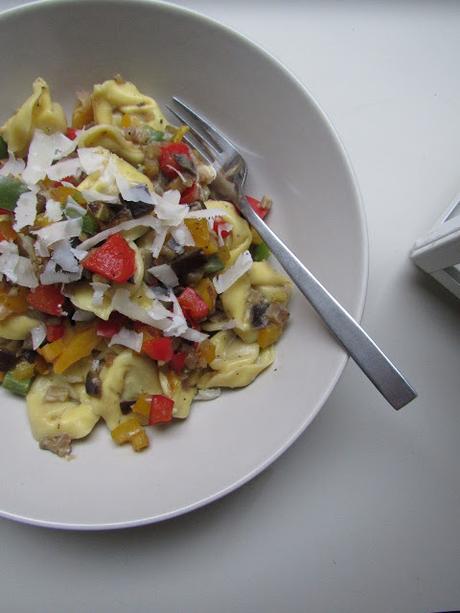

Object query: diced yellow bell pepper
[257,323,283,349]
[0,287,29,314]
[132,394,151,426]
[38,338,65,363]
[50,186,86,206]
[194,277,216,312]
[121,113,133,128]
[111,416,143,445]
[34,213,51,228]
[11,361,35,381]
[171,125,189,143]
[53,326,100,374]
[0,220,17,241]
[198,340,216,365]
[203,235,218,255]
[34,355,50,375]
[184,218,211,249]
[130,430,149,452]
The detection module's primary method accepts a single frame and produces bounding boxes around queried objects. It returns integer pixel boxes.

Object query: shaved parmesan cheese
[148,264,179,288]
[0,153,25,177]
[181,328,208,342]
[40,260,81,285]
[47,157,82,181]
[77,147,107,174]
[0,240,18,255]
[195,388,221,401]
[45,199,63,222]
[151,227,167,258]
[51,239,81,273]
[34,238,49,258]
[213,250,253,294]
[72,309,95,322]
[111,288,169,331]
[13,189,37,231]
[216,221,232,245]
[109,327,143,353]
[171,222,195,247]
[12,257,38,288]
[146,286,172,302]
[185,208,227,220]
[64,198,86,219]
[80,189,119,204]
[31,323,47,350]
[115,174,156,204]
[0,241,38,287]
[32,217,82,246]
[90,281,110,306]
[22,130,76,185]
[0,249,19,282]
[154,190,189,226]
[77,214,160,251]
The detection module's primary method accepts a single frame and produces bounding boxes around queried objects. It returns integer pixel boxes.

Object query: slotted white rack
[411,194,460,298]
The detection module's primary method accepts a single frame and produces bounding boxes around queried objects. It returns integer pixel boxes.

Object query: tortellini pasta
[0,314,41,340]
[198,330,275,389]
[77,125,144,166]
[205,200,252,265]
[158,371,196,419]
[221,262,292,343]
[0,78,67,156]
[91,78,168,132]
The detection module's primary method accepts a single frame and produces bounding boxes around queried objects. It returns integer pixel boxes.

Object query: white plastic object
[411,194,460,298]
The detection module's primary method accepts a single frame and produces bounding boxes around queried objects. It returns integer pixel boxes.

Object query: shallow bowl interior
[0,0,367,529]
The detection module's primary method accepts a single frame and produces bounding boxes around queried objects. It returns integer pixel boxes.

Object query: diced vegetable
[38,338,65,363]
[11,360,35,381]
[96,313,124,338]
[132,394,151,425]
[202,254,225,274]
[250,242,270,261]
[65,127,78,140]
[0,176,29,212]
[145,126,165,142]
[82,233,136,283]
[50,185,86,206]
[142,336,173,362]
[184,218,210,249]
[0,286,29,314]
[46,322,65,343]
[159,142,191,178]
[180,182,199,204]
[257,323,283,348]
[130,430,149,452]
[246,196,269,219]
[213,217,231,239]
[170,250,207,283]
[0,136,8,159]
[111,416,143,445]
[2,370,32,396]
[171,125,189,143]
[149,395,174,425]
[27,285,65,316]
[178,287,209,323]
[170,351,186,373]
[81,213,98,235]
[0,349,17,371]
[194,277,217,312]
[0,218,18,241]
[34,355,50,375]
[197,340,216,365]
[53,326,100,374]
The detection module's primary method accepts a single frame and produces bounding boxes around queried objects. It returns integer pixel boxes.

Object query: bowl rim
[0,0,369,530]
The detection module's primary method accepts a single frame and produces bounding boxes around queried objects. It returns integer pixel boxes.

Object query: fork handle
[238,196,416,410]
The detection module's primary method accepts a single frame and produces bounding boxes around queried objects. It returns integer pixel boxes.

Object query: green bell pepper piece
[0,176,29,211]
[81,213,98,235]
[203,254,225,274]
[250,242,270,262]
[2,371,33,397]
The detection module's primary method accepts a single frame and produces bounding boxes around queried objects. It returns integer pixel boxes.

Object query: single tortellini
[205,200,252,266]
[158,371,196,419]
[0,314,41,340]
[198,330,275,389]
[1,78,67,157]
[78,125,144,166]
[84,350,162,430]
[26,360,99,441]
[221,262,292,343]
[66,281,114,321]
[91,78,168,132]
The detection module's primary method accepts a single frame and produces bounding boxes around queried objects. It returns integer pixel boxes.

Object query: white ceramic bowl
[0,0,367,529]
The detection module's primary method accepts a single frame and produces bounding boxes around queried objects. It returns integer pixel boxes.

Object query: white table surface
[1,1,460,612]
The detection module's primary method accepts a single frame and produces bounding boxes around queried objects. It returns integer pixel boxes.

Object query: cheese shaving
[109,327,143,353]
[90,281,110,306]
[213,250,253,294]
[31,323,47,350]
[47,157,82,181]
[72,309,95,322]
[77,214,160,251]
[45,199,64,222]
[13,189,37,230]
[148,264,179,288]
[39,260,82,285]
[32,217,83,246]
[51,239,81,273]
[0,153,25,177]
[22,130,76,185]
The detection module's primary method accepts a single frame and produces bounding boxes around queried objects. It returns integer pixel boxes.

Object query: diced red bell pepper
[246,196,269,219]
[170,351,186,373]
[27,285,65,316]
[96,313,126,338]
[213,217,231,239]
[180,182,199,204]
[142,336,174,362]
[178,287,209,323]
[46,322,65,343]
[82,233,136,283]
[149,394,174,425]
[66,127,78,140]
[159,142,191,179]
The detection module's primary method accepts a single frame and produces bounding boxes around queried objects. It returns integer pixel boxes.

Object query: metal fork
[168,97,416,410]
